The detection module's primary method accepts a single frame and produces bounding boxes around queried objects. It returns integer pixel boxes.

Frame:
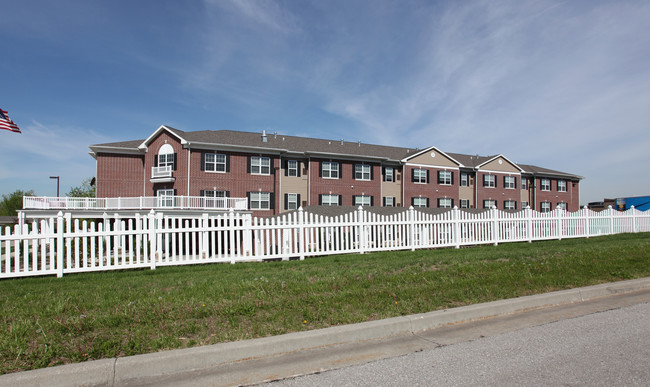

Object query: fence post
[607,205,614,235]
[557,206,563,241]
[156,212,164,267]
[583,205,590,238]
[492,206,498,246]
[357,206,366,254]
[453,206,460,249]
[242,213,252,257]
[56,211,64,278]
[408,206,416,251]
[526,205,533,243]
[631,205,637,233]
[229,209,236,264]
[298,207,305,260]
[201,213,209,259]
[148,210,156,270]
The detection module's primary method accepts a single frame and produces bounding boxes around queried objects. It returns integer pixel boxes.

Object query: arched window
[157,144,175,169]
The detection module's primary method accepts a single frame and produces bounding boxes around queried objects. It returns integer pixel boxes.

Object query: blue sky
[1,0,649,204]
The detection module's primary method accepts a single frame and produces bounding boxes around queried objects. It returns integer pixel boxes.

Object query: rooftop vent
[262,130,268,143]
[340,139,344,145]
[358,140,361,147]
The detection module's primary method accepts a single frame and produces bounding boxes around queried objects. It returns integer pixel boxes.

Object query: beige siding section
[280,159,309,212]
[408,149,458,168]
[481,157,520,173]
[459,173,475,207]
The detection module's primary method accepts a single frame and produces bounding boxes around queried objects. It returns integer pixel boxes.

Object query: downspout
[187,147,191,196]
[474,168,478,209]
[379,162,383,206]
[401,163,405,208]
[308,156,311,206]
[278,154,282,214]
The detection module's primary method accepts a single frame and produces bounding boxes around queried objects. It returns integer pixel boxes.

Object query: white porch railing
[151,166,173,179]
[22,196,248,211]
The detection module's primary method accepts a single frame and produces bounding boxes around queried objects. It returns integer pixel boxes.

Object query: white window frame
[384,196,394,207]
[483,199,496,209]
[483,174,496,188]
[522,201,529,209]
[205,153,226,173]
[157,189,175,207]
[541,201,551,213]
[355,164,371,181]
[460,199,470,208]
[460,173,469,187]
[354,195,371,206]
[286,193,299,210]
[322,162,339,179]
[321,194,339,206]
[250,192,270,210]
[557,202,568,211]
[251,156,271,175]
[438,197,452,208]
[541,178,551,191]
[413,197,427,208]
[521,179,528,190]
[504,200,516,210]
[413,169,427,184]
[504,176,516,189]
[384,167,394,182]
[204,190,227,207]
[438,171,452,185]
[287,160,298,177]
[557,180,567,192]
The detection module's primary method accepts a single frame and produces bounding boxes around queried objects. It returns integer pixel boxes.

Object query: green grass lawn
[1,233,649,374]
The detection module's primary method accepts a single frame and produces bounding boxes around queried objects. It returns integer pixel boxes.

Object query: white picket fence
[1,206,649,279]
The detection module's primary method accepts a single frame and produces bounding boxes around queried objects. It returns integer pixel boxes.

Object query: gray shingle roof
[90,126,581,179]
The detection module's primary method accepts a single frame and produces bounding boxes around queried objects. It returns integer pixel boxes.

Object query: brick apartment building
[89,125,582,217]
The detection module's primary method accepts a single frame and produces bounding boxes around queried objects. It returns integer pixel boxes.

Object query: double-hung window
[286,193,299,210]
[483,199,496,209]
[557,202,567,211]
[504,200,516,210]
[321,194,339,206]
[438,198,453,208]
[540,201,551,213]
[384,167,394,182]
[460,173,469,187]
[355,164,371,180]
[438,171,452,185]
[412,197,428,208]
[157,189,175,208]
[460,199,470,208]
[504,176,516,189]
[251,156,271,175]
[322,162,339,179]
[287,160,299,177]
[521,179,528,190]
[354,195,372,206]
[383,196,394,207]
[203,190,227,208]
[557,180,567,192]
[204,153,227,172]
[541,178,551,191]
[522,201,529,209]
[250,192,271,210]
[413,169,427,184]
[483,174,496,188]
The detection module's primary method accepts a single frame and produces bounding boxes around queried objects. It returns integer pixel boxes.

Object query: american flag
[0,108,21,133]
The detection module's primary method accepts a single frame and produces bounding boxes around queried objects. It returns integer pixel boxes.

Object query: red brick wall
[535,177,580,212]
[403,165,459,208]
[475,172,521,209]
[309,159,381,206]
[144,132,187,197]
[96,153,144,198]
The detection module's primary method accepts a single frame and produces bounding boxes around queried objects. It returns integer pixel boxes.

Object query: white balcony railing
[22,196,249,211]
[152,165,173,179]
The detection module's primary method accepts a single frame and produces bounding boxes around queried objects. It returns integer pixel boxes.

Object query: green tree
[67,177,96,198]
[0,190,35,216]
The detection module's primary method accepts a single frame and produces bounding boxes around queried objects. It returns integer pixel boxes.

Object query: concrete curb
[2,277,649,386]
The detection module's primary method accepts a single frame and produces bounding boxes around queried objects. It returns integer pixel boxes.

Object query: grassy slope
[1,233,649,374]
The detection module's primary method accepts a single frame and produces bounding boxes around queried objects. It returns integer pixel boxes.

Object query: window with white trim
[504,200,516,210]
[521,179,528,190]
[321,194,339,206]
[522,201,529,209]
[504,176,516,189]
[413,169,427,184]
[557,202,567,211]
[438,198,453,208]
[157,144,175,169]
[250,192,271,210]
[483,199,496,209]
[286,193,299,210]
[251,156,271,175]
[287,160,298,177]
[483,174,496,188]
[460,173,469,187]
[354,195,372,206]
[412,197,428,208]
[157,189,175,207]
[384,167,394,182]
[438,171,452,185]
[541,178,551,191]
[322,162,339,179]
[355,164,371,180]
[204,153,226,172]
[557,180,567,192]
[203,190,227,207]
[384,196,394,207]
[460,199,470,208]
[540,201,551,213]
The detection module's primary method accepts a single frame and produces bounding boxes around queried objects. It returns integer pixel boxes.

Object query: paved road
[263,302,650,386]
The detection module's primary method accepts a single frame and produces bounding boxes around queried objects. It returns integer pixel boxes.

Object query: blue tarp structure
[615,196,650,211]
